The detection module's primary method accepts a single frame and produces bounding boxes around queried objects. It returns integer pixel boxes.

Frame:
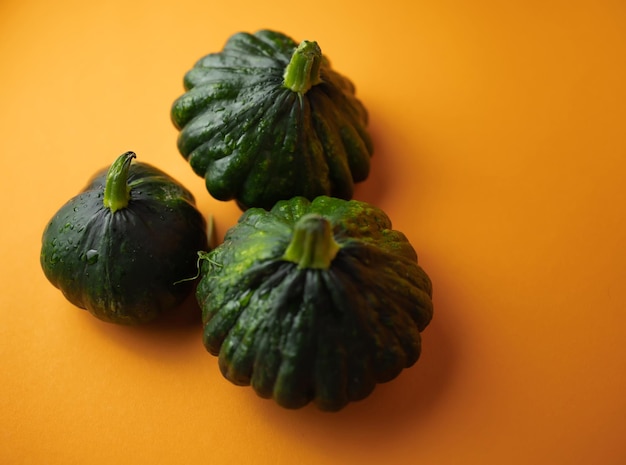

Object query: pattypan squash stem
[282,214,340,269]
[283,40,323,94]
[103,151,136,213]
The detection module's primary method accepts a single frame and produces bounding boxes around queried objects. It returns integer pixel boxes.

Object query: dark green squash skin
[197,196,433,411]
[40,156,209,325]
[171,30,374,210]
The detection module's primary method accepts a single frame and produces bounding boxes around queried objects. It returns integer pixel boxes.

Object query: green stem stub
[283,40,323,94]
[282,214,340,270]
[103,151,136,213]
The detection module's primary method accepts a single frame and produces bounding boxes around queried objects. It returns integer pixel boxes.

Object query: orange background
[1,0,625,464]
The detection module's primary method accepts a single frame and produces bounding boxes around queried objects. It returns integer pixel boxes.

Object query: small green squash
[197,196,433,411]
[171,29,373,210]
[40,152,209,325]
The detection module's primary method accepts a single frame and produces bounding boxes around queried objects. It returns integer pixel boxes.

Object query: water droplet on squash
[85,249,99,264]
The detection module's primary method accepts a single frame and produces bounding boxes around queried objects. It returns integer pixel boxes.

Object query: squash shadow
[352,117,393,207]
[352,115,427,209]
[85,288,204,361]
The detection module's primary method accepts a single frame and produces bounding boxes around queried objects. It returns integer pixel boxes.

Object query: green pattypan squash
[171,30,373,210]
[197,196,433,411]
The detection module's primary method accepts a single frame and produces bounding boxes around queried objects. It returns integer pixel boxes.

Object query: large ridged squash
[171,30,373,210]
[196,196,433,411]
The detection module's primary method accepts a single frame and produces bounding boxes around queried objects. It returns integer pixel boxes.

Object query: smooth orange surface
[2,0,625,463]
